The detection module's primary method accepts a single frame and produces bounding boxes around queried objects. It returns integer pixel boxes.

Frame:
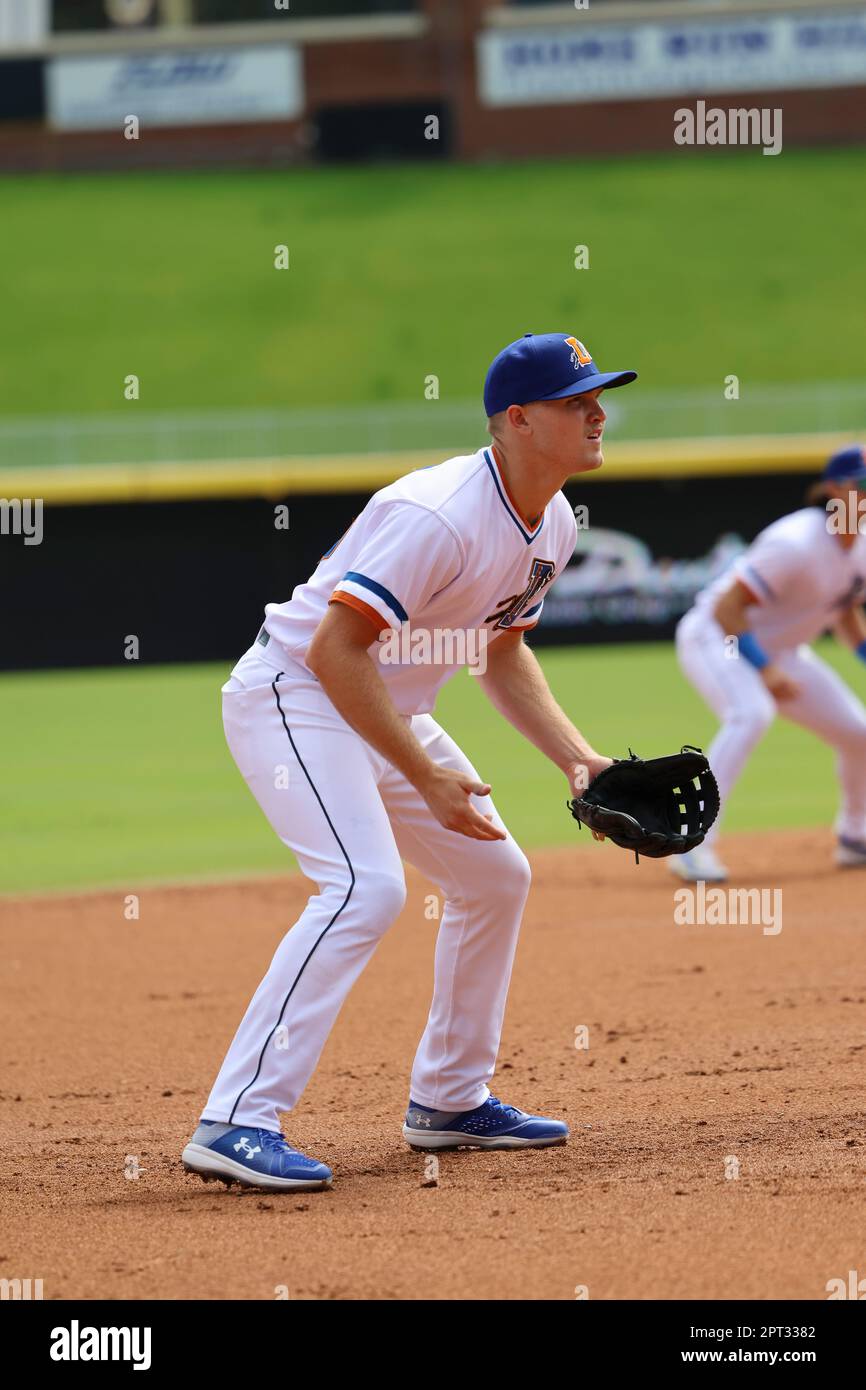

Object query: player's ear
[505,403,531,434]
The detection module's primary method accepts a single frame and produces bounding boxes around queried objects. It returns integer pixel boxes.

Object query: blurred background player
[673,445,866,882]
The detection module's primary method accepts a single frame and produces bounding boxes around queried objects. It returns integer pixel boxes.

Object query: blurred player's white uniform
[676,506,866,871]
[202,446,577,1130]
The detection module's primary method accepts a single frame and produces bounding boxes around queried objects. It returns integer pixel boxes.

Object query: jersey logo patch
[486,558,556,630]
[565,336,592,369]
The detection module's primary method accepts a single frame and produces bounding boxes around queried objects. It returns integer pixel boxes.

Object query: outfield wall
[1,0,865,170]
[2,446,842,671]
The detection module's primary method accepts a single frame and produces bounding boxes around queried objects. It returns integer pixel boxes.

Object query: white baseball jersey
[260,446,578,714]
[205,445,578,1130]
[692,507,866,655]
[678,505,866,850]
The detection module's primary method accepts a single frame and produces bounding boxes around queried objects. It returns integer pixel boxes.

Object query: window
[51,0,418,32]
[193,0,417,19]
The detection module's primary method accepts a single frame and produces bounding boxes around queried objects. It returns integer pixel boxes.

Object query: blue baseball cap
[484,332,637,418]
[823,444,866,483]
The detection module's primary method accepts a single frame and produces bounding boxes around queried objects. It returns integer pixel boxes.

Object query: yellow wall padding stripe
[0,434,857,506]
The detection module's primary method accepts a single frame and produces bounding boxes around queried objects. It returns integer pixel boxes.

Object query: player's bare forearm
[308,634,432,785]
[713,579,800,699]
[712,579,756,635]
[478,632,610,787]
[306,604,506,840]
[833,603,866,648]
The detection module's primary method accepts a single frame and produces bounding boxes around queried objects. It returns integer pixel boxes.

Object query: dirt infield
[2,827,864,1302]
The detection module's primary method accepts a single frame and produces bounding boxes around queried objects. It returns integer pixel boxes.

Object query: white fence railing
[0,381,863,472]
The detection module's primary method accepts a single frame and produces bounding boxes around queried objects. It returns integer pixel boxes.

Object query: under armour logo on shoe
[411,1113,432,1128]
[233,1136,262,1160]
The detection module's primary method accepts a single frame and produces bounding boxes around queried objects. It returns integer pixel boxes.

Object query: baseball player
[673,445,866,883]
[182,332,637,1192]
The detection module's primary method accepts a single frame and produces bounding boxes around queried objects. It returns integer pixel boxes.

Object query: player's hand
[762,664,800,702]
[566,755,614,842]
[417,766,507,841]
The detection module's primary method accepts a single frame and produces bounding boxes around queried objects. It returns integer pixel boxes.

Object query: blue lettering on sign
[113,54,237,90]
[664,27,769,58]
[797,21,866,48]
[504,34,635,69]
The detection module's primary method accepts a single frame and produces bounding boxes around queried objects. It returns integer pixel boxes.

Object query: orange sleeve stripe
[329,589,390,634]
[736,577,761,604]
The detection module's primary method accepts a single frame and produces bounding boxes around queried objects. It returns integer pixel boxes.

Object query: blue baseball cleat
[402,1095,569,1151]
[836,836,866,868]
[181,1121,332,1192]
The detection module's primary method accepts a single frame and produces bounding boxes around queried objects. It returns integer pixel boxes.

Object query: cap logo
[565,336,592,370]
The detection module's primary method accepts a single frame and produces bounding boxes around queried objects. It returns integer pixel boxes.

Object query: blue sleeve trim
[738,631,770,670]
[343,571,409,624]
[519,601,544,622]
[742,564,775,601]
[483,449,545,545]
[855,639,866,663]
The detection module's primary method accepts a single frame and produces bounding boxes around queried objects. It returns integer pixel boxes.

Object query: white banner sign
[478,9,866,107]
[47,46,304,130]
[0,0,49,47]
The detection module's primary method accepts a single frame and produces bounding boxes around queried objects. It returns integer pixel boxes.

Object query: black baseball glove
[567,746,720,864]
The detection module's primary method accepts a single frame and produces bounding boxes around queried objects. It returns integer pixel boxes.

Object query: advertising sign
[47,46,304,129]
[478,9,866,107]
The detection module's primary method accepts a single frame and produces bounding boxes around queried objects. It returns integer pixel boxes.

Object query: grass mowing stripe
[0,639,858,895]
[1,150,865,419]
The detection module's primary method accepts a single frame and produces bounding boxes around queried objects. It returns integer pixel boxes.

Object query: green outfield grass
[1,638,859,896]
[2,148,866,422]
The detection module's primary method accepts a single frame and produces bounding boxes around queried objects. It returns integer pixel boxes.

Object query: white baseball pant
[202,643,531,1132]
[676,607,866,846]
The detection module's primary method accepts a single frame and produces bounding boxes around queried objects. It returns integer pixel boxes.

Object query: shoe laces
[254,1127,324,1172]
[486,1095,523,1119]
[257,1129,294,1153]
